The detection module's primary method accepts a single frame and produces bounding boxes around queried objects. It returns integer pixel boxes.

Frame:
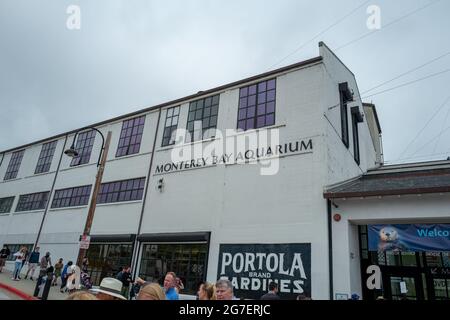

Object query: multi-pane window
[4,150,25,180]
[186,95,219,142]
[70,130,96,166]
[351,107,362,165]
[35,141,57,174]
[162,106,180,147]
[0,197,14,214]
[116,116,145,157]
[16,191,50,212]
[97,177,145,204]
[51,185,92,209]
[339,82,352,149]
[238,79,276,131]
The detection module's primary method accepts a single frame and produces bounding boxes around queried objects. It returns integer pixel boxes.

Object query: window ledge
[109,151,152,162]
[13,210,45,215]
[227,123,286,137]
[0,177,22,184]
[49,205,88,212]
[61,162,96,172]
[156,136,220,153]
[0,213,10,216]
[25,171,56,179]
[96,200,143,207]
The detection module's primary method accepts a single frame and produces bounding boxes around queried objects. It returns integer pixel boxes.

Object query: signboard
[79,235,91,250]
[368,224,450,252]
[217,243,311,300]
[400,281,407,294]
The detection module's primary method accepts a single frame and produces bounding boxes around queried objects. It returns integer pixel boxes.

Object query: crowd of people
[2,244,317,301]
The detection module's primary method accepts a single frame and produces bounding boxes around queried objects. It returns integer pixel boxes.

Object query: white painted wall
[331,193,450,298]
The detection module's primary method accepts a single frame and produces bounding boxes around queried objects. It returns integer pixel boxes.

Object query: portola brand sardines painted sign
[217,243,311,299]
[368,224,450,252]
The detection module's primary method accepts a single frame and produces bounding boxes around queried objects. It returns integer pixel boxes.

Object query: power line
[267,0,371,71]
[384,150,450,164]
[361,50,450,94]
[361,68,450,99]
[334,0,443,52]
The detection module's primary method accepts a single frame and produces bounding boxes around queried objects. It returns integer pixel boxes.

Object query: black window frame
[70,130,96,167]
[0,196,15,214]
[15,191,50,212]
[35,140,58,174]
[162,106,180,147]
[97,177,146,204]
[51,185,92,209]
[351,106,363,165]
[339,82,353,149]
[186,95,220,143]
[4,150,25,180]
[116,115,146,157]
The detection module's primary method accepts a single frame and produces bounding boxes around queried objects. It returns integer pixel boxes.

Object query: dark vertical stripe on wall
[34,135,68,250]
[328,199,334,300]
[0,153,4,168]
[131,109,163,280]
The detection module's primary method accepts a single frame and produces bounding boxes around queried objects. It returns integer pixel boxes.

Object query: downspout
[33,135,68,250]
[328,199,334,300]
[131,108,162,280]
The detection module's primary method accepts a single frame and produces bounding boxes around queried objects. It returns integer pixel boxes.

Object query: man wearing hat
[90,277,127,300]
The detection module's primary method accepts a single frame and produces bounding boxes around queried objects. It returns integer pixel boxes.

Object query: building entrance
[359,226,450,300]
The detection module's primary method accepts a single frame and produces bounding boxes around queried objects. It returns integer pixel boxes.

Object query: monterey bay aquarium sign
[217,243,311,299]
[368,224,450,252]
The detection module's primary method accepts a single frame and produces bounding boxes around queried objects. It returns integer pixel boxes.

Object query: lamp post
[65,127,112,268]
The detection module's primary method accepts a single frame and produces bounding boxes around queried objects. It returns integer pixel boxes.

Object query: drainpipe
[34,135,68,250]
[130,108,162,280]
[328,199,334,300]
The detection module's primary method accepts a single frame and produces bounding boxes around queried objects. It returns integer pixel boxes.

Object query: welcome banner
[368,224,450,252]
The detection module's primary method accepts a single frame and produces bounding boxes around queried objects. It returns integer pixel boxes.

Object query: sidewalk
[0,270,67,300]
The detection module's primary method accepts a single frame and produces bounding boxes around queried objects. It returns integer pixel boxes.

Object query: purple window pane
[133,179,140,189]
[137,125,144,134]
[131,190,138,200]
[258,81,267,92]
[258,92,266,103]
[240,87,248,97]
[124,137,131,146]
[266,101,275,114]
[257,116,266,128]
[247,106,255,118]
[246,119,254,130]
[125,191,132,200]
[131,135,137,145]
[267,79,276,90]
[238,109,247,120]
[121,181,128,190]
[132,126,139,135]
[98,194,106,204]
[248,95,256,106]
[266,113,275,126]
[137,189,144,200]
[257,104,266,116]
[139,116,145,125]
[267,89,275,102]
[139,178,146,188]
[132,144,140,154]
[239,98,247,108]
[106,193,113,203]
[119,192,126,201]
[111,193,118,202]
[127,180,134,190]
[249,85,257,95]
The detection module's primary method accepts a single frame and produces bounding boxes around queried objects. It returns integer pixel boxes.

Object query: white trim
[96,200,143,207]
[24,171,56,179]
[13,210,45,215]
[48,205,88,212]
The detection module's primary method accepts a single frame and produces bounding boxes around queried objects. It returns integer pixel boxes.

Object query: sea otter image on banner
[217,243,311,299]
[368,224,450,252]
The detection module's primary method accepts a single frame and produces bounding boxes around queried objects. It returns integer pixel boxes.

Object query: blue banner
[368,224,450,252]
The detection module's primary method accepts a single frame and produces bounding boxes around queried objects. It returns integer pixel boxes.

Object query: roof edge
[324,186,450,199]
[1,56,323,155]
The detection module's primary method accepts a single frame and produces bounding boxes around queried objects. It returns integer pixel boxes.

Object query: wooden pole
[76,131,112,267]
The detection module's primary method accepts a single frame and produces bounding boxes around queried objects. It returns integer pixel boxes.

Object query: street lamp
[65,127,112,268]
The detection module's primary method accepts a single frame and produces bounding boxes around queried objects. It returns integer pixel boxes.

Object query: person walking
[39,252,52,278]
[0,244,10,273]
[260,281,281,300]
[18,247,29,279]
[118,266,133,300]
[60,261,73,293]
[24,246,40,280]
[12,247,26,280]
[53,258,64,286]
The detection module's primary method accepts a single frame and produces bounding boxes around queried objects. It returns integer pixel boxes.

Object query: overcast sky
[1,0,449,164]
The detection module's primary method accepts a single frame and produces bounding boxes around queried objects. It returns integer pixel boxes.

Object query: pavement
[0,269,67,300]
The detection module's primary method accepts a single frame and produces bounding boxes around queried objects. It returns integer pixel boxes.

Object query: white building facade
[0,42,382,299]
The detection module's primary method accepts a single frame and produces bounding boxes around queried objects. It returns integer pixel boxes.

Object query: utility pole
[76,131,112,267]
